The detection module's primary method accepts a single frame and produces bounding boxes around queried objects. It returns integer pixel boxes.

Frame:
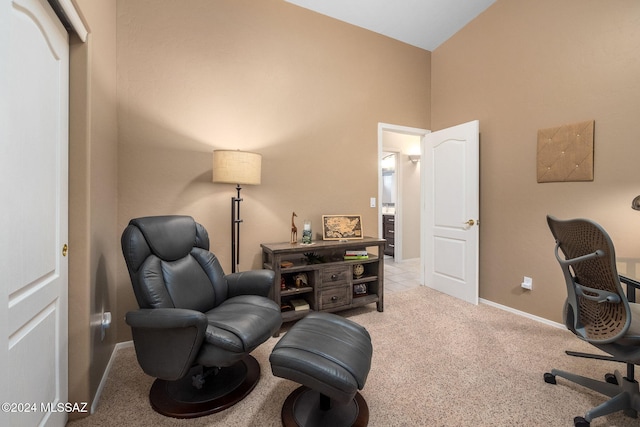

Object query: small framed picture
[322,215,363,240]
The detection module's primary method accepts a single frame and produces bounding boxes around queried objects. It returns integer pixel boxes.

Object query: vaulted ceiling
[285,0,496,51]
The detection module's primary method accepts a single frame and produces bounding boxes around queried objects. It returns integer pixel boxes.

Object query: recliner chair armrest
[226,269,275,298]
[126,308,208,329]
[125,308,208,381]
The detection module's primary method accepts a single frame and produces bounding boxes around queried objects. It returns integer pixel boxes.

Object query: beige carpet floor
[68,287,640,426]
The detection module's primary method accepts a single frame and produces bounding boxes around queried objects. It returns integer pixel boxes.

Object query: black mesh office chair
[121,215,282,418]
[545,215,640,427]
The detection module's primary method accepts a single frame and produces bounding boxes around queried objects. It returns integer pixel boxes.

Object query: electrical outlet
[521,276,533,290]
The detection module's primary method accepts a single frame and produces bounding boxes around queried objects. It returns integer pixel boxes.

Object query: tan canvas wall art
[537,120,594,183]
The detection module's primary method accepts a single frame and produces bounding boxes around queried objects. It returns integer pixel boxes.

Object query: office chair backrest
[122,215,228,311]
[547,215,631,344]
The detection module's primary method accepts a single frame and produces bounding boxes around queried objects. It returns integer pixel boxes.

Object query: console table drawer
[320,266,350,287]
[319,285,351,310]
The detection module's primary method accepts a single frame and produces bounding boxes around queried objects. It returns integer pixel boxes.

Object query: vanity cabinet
[383,215,395,256]
[261,237,385,323]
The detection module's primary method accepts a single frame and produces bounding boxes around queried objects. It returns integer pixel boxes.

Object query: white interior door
[423,120,479,304]
[1,0,69,425]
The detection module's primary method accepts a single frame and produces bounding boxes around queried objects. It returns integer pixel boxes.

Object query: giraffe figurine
[290,211,298,244]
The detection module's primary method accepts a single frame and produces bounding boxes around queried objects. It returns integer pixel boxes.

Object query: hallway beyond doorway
[384,257,421,293]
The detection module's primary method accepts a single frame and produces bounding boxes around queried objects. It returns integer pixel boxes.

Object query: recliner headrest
[130,215,197,261]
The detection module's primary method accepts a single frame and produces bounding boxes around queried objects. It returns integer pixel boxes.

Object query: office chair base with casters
[544,369,640,426]
[148,355,260,419]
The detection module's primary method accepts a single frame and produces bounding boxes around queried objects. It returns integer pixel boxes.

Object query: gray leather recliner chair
[121,215,282,418]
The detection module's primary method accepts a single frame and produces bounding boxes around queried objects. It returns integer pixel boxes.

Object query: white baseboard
[479,298,565,329]
[91,340,134,414]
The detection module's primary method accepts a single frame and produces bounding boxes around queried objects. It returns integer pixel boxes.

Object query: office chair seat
[617,303,640,345]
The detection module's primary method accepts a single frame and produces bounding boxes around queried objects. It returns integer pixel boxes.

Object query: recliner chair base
[149,355,260,418]
[281,386,369,427]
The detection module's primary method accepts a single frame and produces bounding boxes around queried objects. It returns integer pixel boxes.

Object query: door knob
[463,219,478,230]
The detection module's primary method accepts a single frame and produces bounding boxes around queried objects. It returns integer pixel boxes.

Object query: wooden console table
[261,237,385,323]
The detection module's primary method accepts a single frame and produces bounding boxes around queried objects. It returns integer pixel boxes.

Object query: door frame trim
[47,0,88,42]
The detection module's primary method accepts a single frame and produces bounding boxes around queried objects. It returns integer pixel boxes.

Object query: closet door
[1,0,69,425]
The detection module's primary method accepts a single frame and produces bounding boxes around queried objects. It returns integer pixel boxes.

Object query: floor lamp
[212,150,262,273]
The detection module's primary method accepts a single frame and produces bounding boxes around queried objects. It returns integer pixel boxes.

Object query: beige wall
[68,0,118,416]
[432,0,640,322]
[115,0,431,339]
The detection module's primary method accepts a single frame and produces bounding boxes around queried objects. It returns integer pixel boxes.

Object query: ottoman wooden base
[281,386,369,427]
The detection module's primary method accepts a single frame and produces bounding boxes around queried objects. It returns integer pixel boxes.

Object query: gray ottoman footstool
[270,312,373,427]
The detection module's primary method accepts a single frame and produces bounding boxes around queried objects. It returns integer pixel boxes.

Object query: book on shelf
[290,298,310,311]
[345,250,368,256]
[344,250,368,260]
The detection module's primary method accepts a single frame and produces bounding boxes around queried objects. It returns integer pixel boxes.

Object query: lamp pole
[231,184,243,273]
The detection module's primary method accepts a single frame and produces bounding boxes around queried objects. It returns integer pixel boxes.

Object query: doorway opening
[377,123,429,269]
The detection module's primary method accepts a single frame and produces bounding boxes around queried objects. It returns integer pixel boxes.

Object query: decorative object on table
[344,250,369,260]
[212,150,262,273]
[280,277,286,290]
[353,263,365,279]
[290,211,298,244]
[536,120,594,183]
[302,220,312,244]
[294,272,308,288]
[280,260,294,268]
[322,214,363,240]
[353,283,368,296]
[303,252,325,264]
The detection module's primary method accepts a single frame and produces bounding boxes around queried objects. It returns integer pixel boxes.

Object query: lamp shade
[212,150,261,185]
